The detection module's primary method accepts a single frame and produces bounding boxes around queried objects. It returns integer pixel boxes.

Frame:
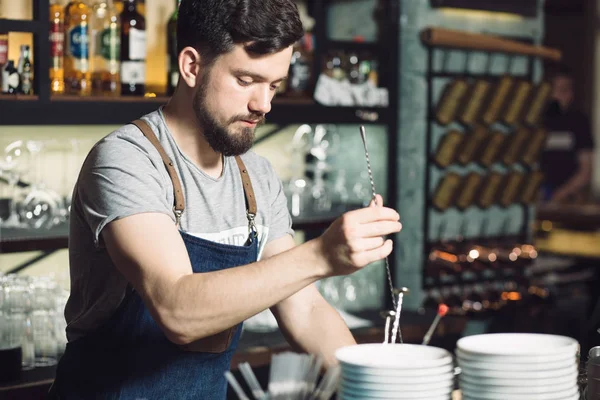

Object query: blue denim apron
[51,119,259,399]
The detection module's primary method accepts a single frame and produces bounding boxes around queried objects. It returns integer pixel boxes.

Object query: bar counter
[0,310,467,399]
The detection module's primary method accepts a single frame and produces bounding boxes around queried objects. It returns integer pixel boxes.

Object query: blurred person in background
[541,66,594,204]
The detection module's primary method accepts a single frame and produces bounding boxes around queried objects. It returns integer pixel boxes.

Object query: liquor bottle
[120,0,146,96]
[0,30,8,91]
[50,0,65,94]
[65,0,92,95]
[2,60,20,95]
[17,45,33,95]
[286,34,312,97]
[166,0,181,96]
[91,0,120,95]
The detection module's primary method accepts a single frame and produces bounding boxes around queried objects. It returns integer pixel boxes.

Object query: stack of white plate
[335,343,455,399]
[456,333,579,400]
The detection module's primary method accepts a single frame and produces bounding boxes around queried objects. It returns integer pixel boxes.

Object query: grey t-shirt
[65,108,293,341]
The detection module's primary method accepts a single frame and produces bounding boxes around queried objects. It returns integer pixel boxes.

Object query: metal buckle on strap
[174,208,183,226]
[247,211,257,239]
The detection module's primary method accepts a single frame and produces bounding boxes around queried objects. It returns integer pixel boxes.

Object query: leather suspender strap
[132,119,185,223]
[233,156,257,216]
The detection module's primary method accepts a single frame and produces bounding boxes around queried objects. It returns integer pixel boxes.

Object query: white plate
[336,343,453,369]
[457,356,575,371]
[342,370,454,385]
[459,370,577,387]
[460,379,576,394]
[341,361,454,378]
[462,392,580,400]
[455,348,576,364]
[338,384,452,399]
[338,390,451,400]
[461,385,578,400]
[341,377,454,392]
[457,333,578,357]
[459,364,577,380]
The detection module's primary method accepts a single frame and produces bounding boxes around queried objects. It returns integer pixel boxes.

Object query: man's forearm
[553,170,590,200]
[276,299,356,367]
[163,239,326,344]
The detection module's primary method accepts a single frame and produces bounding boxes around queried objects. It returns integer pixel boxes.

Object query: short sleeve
[75,134,174,248]
[264,160,294,243]
[575,113,594,151]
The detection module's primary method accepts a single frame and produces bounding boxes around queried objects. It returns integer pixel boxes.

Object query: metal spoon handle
[359,126,397,310]
[359,126,377,201]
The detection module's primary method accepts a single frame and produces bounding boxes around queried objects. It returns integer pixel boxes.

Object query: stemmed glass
[0,140,29,228]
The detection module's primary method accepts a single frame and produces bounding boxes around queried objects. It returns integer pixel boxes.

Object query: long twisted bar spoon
[359,125,397,310]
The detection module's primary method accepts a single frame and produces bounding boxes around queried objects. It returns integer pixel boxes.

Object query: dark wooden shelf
[0,95,389,126]
[0,19,43,33]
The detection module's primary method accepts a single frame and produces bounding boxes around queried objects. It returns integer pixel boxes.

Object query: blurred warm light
[438,8,524,22]
[509,252,518,262]
[501,291,521,301]
[541,220,553,232]
[468,249,479,260]
[488,253,497,262]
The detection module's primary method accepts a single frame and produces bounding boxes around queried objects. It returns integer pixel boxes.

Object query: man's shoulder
[237,151,276,176]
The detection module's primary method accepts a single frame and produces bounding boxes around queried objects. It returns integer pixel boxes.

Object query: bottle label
[100,27,120,61]
[68,24,89,59]
[50,23,64,59]
[129,28,147,61]
[21,67,32,94]
[121,61,145,85]
[0,39,8,65]
[7,71,19,90]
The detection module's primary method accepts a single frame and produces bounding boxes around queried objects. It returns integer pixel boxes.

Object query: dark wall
[543,0,595,116]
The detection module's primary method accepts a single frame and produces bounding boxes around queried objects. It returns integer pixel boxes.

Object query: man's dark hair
[553,64,574,82]
[177,0,304,67]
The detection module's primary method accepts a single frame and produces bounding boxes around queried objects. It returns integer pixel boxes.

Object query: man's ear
[179,46,202,88]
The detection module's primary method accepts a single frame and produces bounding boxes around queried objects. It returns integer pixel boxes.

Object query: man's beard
[193,84,265,157]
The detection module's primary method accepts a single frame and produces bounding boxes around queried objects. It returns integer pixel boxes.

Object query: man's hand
[316,194,401,277]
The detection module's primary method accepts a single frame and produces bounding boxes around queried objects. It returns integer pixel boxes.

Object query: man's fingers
[353,239,393,267]
[347,205,400,224]
[348,236,385,252]
[353,221,402,238]
[368,194,384,208]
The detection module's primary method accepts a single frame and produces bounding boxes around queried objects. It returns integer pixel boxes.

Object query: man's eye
[238,78,252,86]
[270,84,279,91]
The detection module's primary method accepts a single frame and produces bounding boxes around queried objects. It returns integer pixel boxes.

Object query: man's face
[551,76,574,109]
[193,44,293,156]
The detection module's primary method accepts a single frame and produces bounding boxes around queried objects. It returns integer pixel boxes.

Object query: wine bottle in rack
[481,75,513,126]
[523,82,551,127]
[501,80,532,127]
[50,0,65,94]
[456,124,489,165]
[65,0,92,95]
[2,60,20,95]
[120,0,146,96]
[478,130,506,168]
[458,79,491,127]
[432,172,463,212]
[433,129,463,168]
[435,79,469,126]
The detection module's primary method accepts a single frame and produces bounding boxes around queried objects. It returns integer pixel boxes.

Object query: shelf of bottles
[0,0,390,125]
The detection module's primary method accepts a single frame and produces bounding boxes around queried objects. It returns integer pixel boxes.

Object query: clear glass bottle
[49,0,65,94]
[90,0,120,95]
[64,0,92,95]
[120,0,146,96]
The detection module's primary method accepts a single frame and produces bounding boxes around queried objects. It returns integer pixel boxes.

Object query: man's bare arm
[265,235,356,367]
[102,205,401,345]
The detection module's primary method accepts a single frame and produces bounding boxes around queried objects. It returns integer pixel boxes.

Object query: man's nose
[249,85,272,114]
